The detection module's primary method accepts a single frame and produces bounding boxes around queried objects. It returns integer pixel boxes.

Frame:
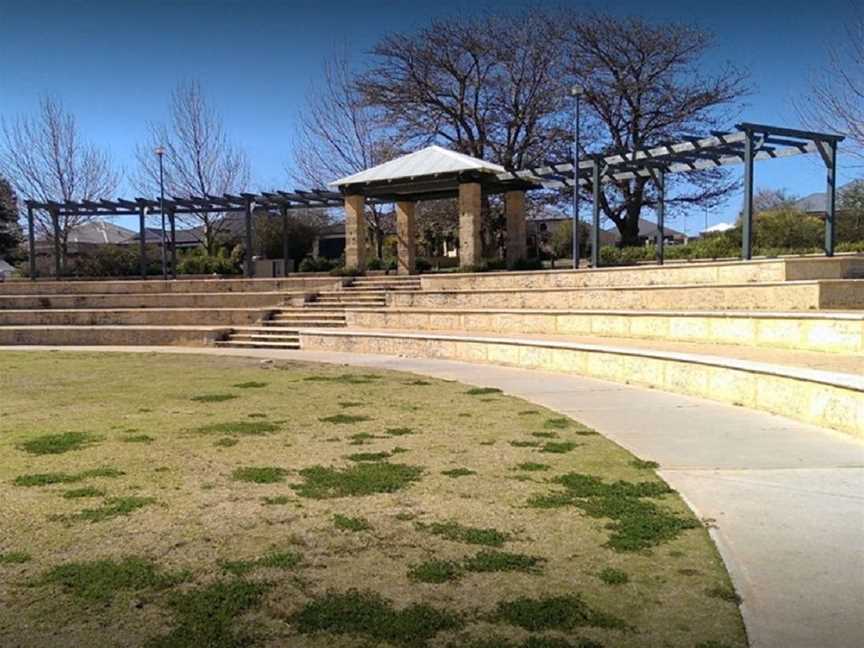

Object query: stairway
[215,274,420,349]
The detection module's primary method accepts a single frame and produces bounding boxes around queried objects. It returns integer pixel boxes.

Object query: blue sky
[0,0,859,233]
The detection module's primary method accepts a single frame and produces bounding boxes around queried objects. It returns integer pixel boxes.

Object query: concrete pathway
[4,345,863,648]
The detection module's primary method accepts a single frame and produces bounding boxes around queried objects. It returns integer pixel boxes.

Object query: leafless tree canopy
[0,96,118,253]
[359,11,568,170]
[291,51,402,257]
[562,12,748,244]
[797,7,864,161]
[135,81,250,254]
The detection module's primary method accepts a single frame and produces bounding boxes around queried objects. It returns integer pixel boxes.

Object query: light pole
[155,147,167,279]
[571,85,584,269]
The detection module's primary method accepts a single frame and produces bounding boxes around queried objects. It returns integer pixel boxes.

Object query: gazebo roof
[332,146,506,187]
[329,146,532,201]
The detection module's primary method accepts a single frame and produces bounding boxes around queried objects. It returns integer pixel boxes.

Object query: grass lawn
[0,351,746,648]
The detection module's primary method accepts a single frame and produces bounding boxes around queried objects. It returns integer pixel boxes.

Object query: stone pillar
[344,194,366,271]
[459,182,482,269]
[505,190,527,268]
[395,200,416,275]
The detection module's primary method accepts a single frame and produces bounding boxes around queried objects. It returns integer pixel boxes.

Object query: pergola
[24,121,844,280]
[497,122,845,266]
[24,190,364,280]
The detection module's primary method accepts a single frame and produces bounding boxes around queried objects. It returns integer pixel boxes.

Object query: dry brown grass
[0,351,746,648]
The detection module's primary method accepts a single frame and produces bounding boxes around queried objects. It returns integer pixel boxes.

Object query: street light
[571,85,584,269]
[154,146,167,279]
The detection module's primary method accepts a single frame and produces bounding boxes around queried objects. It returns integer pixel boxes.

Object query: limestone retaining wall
[345,309,864,354]
[300,329,864,437]
[0,308,269,327]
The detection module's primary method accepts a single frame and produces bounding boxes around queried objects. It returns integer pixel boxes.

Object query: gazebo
[331,146,537,274]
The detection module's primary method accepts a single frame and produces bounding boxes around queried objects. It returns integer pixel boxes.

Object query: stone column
[505,190,527,268]
[395,200,416,275]
[458,182,482,269]
[344,194,366,271]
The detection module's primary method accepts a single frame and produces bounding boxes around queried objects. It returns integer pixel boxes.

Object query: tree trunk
[619,207,642,247]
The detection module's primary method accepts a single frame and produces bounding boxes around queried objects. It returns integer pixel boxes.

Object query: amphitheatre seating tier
[388,280,864,311]
[420,256,864,291]
[0,325,226,347]
[0,307,269,326]
[345,308,864,354]
[0,290,303,310]
[0,276,341,295]
[298,328,864,437]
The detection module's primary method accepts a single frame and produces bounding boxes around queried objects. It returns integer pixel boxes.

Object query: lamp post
[571,85,584,269]
[155,147,167,279]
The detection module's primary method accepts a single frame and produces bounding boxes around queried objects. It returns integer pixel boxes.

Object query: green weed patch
[320,414,371,424]
[333,514,372,531]
[294,463,422,499]
[416,520,510,547]
[441,468,476,478]
[527,473,698,551]
[193,420,277,436]
[232,466,288,484]
[493,594,628,631]
[289,589,462,646]
[40,557,182,602]
[190,393,237,403]
[13,467,124,487]
[17,431,99,455]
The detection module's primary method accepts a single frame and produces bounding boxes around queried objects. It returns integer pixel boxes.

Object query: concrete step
[265,320,345,328]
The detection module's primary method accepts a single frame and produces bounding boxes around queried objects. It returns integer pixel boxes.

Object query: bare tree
[563,12,748,246]
[797,7,864,161]
[359,11,567,169]
[291,51,402,258]
[0,96,119,263]
[135,81,250,254]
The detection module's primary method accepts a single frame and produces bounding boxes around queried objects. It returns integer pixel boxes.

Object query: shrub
[298,256,336,272]
[176,249,239,275]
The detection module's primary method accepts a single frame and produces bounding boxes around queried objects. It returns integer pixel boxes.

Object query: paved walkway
[4,345,863,648]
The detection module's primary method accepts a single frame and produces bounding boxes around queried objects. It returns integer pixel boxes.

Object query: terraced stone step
[419,256,864,291]
[0,325,225,346]
[299,328,864,437]
[0,307,268,327]
[344,307,864,354]
[0,291,297,310]
[215,339,301,349]
[0,276,340,295]
[389,280,864,312]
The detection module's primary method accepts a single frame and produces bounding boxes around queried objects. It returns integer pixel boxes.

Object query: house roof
[794,179,863,213]
[64,220,137,245]
[331,146,507,188]
[702,222,736,234]
[603,218,685,240]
